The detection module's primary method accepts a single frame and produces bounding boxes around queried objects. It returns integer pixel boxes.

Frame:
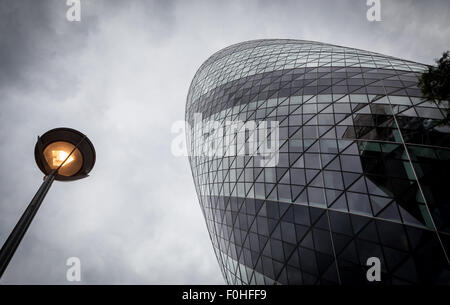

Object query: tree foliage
[418,51,450,120]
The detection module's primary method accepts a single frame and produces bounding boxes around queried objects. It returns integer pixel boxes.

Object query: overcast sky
[0,0,449,284]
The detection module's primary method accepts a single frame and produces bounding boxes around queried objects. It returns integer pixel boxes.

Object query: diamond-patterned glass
[186,39,450,284]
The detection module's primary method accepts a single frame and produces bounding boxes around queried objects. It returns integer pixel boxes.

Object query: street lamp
[0,127,95,278]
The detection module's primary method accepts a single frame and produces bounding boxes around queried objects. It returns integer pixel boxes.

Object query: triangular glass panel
[377,203,402,222]
[370,195,392,215]
[329,194,348,212]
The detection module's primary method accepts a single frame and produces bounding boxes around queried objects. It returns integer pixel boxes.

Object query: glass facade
[185,39,450,284]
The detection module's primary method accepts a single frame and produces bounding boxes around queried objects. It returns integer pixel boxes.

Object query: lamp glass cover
[43,141,83,176]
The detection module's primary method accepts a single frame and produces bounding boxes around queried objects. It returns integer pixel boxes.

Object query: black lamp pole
[0,171,56,278]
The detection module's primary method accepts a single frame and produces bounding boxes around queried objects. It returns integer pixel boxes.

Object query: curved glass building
[185,39,450,284]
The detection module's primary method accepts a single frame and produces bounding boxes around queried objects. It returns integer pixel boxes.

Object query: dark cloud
[0,0,448,284]
[0,0,97,93]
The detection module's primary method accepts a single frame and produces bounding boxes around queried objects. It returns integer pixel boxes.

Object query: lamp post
[0,127,95,278]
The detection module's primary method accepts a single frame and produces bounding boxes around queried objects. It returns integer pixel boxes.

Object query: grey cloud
[0,0,97,94]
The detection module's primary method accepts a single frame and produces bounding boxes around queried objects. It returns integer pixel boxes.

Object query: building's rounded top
[187,39,426,109]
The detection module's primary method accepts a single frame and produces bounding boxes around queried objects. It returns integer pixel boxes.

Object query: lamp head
[34,128,95,181]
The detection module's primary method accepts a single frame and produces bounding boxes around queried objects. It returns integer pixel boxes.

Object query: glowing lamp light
[52,150,74,166]
[42,141,84,177]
